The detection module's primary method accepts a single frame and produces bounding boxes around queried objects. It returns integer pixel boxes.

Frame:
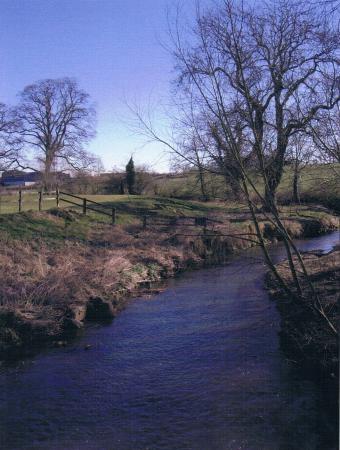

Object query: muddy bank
[0,209,338,359]
[267,248,339,380]
[266,246,339,440]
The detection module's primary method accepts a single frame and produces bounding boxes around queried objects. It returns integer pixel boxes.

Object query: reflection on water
[0,232,338,450]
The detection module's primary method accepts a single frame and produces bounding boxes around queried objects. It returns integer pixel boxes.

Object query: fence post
[195,216,207,234]
[56,187,60,208]
[38,191,42,211]
[203,217,207,235]
[18,190,22,212]
[170,217,177,227]
[83,197,87,215]
[111,207,116,225]
[142,215,147,230]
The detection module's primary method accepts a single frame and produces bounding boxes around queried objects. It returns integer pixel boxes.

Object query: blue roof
[1,172,41,183]
[2,180,26,186]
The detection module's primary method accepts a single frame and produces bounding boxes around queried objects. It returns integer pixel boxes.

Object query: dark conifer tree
[125,157,135,194]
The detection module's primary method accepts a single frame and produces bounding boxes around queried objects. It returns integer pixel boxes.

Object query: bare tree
[310,105,340,163]
[134,164,157,195]
[172,0,339,210]
[286,133,315,204]
[14,78,96,189]
[0,103,21,171]
[170,100,211,200]
[208,109,252,201]
[189,137,210,200]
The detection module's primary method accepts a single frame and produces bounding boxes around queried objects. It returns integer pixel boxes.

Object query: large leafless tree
[0,103,21,171]
[172,0,339,210]
[15,78,97,188]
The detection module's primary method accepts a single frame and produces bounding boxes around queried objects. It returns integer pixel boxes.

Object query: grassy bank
[0,197,338,358]
[153,164,340,211]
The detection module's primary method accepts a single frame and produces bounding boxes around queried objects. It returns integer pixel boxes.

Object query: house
[0,171,42,187]
[0,170,72,188]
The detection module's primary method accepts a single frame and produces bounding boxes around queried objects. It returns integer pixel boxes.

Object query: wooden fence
[58,191,116,224]
[1,189,221,232]
[1,189,116,224]
[140,214,222,231]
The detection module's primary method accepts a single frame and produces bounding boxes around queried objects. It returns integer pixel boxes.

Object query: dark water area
[0,232,338,450]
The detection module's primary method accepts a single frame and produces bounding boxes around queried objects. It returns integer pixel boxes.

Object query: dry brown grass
[0,223,204,321]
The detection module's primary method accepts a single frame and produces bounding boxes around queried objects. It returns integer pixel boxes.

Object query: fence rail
[0,189,221,232]
[58,191,116,224]
[139,214,222,231]
[0,189,117,224]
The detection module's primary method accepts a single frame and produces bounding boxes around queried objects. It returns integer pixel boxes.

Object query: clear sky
[0,0,204,172]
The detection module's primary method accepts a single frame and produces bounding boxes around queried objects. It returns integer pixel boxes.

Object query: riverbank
[266,244,339,442]
[0,201,338,358]
[267,246,339,380]
[3,233,338,449]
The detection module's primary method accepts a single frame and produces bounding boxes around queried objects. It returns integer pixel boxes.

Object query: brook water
[0,232,338,450]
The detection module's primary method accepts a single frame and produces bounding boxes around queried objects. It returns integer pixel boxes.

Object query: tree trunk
[197,165,208,201]
[262,99,287,212]
[264,184,278,213]
[229,176,242,201]
[292,162,300,204]
[223,166,242,201]
[119,180,125,195]
[43,155,54,192]
[263,152,286,213]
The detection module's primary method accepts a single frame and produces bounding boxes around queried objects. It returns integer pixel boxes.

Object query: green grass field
[0,191,241,224]
[0,191,57,214]
[0,163,338,223]
[0,192,336,244]
[154,163,340,210]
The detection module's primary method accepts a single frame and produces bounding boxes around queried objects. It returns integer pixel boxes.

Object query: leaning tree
[15,78,97,189]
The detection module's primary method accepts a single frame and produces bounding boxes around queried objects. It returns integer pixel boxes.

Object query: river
[0,231,338,450]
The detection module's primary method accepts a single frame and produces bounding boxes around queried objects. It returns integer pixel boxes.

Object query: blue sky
[0,0,205,172]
